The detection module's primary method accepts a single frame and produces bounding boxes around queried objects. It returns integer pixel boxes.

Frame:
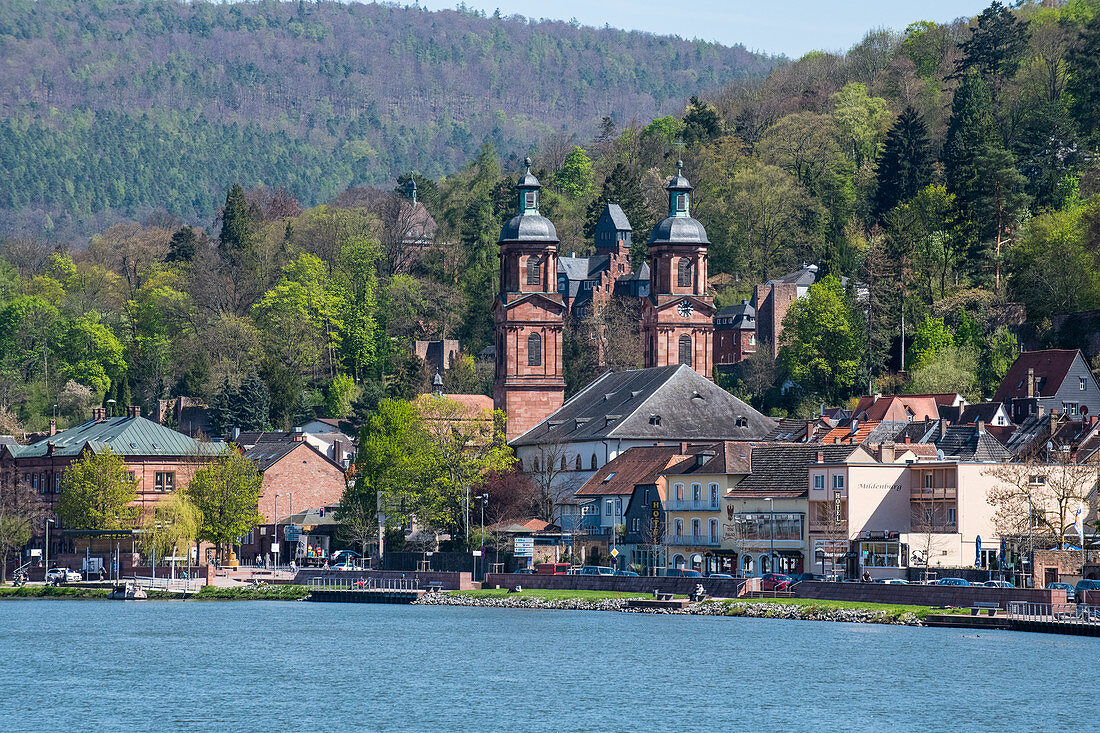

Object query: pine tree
[1067,11,1100,148]
[951,1,1030,103]
[873,106,931,221]
[682,95,722,147]
[218,183,252,257]
[209,378,238,439]
[235,372,272,432]
[165,226,198,263]
[583,163,652,252]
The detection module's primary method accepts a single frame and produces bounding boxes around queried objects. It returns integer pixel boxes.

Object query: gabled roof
[958,402,1007,425]
[993,349,1084,403]
[664,441,754,476]
[487,518,558,533]
[599,203,632,231]
[511,365,775,447]
[245,439,343,473]
[936,426,1011,462]
[764,264,818,287]
[728,444,860,499]
[821,421,880,445]
[576,445,689,496]
[8,416,223,459]
[849,394,940,423]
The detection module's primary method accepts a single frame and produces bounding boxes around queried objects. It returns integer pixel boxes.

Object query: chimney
[881,441,895,463]
[904,435,911,444]
[806,420,815,442]
[127,405,141,419]
[91,407,105,421]
[49,419,56,437]
[976,420,985,435]
[332,439,344,461]
[293,427,306,442]
[1027,367,1035,398]
[872,393,881,403]
[816,450,824,463]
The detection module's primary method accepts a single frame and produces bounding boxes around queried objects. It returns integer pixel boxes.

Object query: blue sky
[412,1,992,56]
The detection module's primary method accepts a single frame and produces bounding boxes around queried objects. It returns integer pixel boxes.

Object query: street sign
[610,548,619,558]
[284,524,302,542]
[514,537,534,557]
[472,550,482,557]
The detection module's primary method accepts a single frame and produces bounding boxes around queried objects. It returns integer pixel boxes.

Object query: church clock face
[677,299,694,318]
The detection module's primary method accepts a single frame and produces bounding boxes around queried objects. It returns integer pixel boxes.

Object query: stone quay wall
[793,581,1066,609]
[481,573,746,597]
[293,568,474,590]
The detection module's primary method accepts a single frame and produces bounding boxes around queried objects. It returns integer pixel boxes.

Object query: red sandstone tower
[493,158,567,441]
[641,160,715,379]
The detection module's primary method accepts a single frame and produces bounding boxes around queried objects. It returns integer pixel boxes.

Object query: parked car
[665,568,702,578]
[535,562,571,575]
[1074,579,1100,601]
[512,568,536,574]
[875,578,909,585]
[789,573,824,584]
[983,580,1013,588]
[1046,582,1075,601]
[614,570,639,577]
[708,573,734,579]
[760,573,793,591]
[935,577,971,586]
[45,568,81,584]
[580,566,615,576]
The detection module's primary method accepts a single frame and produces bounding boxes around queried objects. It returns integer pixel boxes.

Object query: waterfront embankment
[414,589,927,625]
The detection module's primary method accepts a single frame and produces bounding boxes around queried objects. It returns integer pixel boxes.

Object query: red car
[760,573,793,591]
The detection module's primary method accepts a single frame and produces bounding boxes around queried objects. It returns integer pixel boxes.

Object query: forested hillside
[0,0,770,239]
[3,0,1100,439]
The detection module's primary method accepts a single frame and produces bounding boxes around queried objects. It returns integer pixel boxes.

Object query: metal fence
[308,576,420,591]
[126,576,201,593]
[1007,601,1100,625]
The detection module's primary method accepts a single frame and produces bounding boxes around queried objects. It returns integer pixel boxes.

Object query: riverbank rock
[412,594,921,625]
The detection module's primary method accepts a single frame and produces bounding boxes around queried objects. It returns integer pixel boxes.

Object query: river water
[0,600,1094,732]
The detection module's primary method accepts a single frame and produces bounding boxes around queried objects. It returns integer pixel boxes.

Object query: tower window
[679,334,692,367]
[525,191,537,209]
[676,193,688,212]
[526,256,540,286]
[528,332,542,366]
[678,257,692,288]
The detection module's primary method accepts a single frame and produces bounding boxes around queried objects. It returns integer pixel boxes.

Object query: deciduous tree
[186,448,264,558]
[57,448,138,530]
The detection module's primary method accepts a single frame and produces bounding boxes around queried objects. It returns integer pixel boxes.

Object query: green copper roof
[8,416,225,459]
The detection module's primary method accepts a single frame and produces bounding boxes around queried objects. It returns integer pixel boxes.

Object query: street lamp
[44,518,56,575]
[474,494,488,580]
[764,497,775,575]
[106,398,116,418]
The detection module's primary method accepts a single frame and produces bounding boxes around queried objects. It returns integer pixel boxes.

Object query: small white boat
[107,583,148,600]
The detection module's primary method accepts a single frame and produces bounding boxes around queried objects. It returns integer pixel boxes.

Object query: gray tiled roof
[511,365,775,447]
[936,426,1011,462]
[7,416,224,458]
[729,444,858,498]
[958,402,1005,425]
[603,203,631,231]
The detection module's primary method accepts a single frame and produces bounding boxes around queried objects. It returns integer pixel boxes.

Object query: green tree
[324,373,360,418]
[0,473,41,584]
[831,82,891,168]
[779,275,865,401]
[57,448,138,530]
[682,95,722,147]
[553,147,594,200]
[139,491,201,567]
[1068,10,1100,146]
[1008,203,1100,320]
[906,345,980,400]
[165,226,199,263]
[218,183,253,257]
[234,372,272,432]
[873,106,932,221]
[187,448,264,558]
[953,1,1030,103]
[907,316,955,371]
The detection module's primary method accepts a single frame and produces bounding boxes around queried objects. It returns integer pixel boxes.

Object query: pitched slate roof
[664,441,754,476]
[1001,414,1054,456]
[958,402,1007,425]
[765,264,819,287]
[728,444,859,498]
[576,445,689,496]
[8,416,223,458]
[511,365,775,447]
[764,418,813,442]
[993,349,1083,403]
[602,203,632,231]
[936,426,1011,462]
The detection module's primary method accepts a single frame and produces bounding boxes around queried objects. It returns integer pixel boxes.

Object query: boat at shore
[107,583,147,600]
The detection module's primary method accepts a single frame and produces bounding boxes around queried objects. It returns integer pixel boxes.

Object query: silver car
[45,568,82,584]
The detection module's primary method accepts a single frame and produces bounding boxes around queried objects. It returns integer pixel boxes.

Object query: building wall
[714,327,755,366]
[255,443,347,523]
[754,282,799,359]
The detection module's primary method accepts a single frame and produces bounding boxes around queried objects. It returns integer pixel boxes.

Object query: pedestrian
[862,570,872,583]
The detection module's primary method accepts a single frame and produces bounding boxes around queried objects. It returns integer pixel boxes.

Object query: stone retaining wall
[793,581,1065,609]
[481,573,746,597]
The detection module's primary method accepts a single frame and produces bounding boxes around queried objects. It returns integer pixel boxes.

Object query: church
[492,157,747,443]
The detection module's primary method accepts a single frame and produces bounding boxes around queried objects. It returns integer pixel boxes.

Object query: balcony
[668,500,720,512]
[910,487,957,500]
[665,535,720,547]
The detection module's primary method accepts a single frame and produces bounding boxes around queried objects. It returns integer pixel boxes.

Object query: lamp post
[106,398,116,418]
[474,494,488,581]
[765,497,775,575]
[44,518,55,575]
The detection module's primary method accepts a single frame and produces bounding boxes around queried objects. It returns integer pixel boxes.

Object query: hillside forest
[3,0,1100,437]
[0,0,770,240]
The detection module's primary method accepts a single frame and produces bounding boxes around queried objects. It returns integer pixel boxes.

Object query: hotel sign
[834,491,843,525]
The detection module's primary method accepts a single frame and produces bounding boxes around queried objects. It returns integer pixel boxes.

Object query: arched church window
[560,457,567,471]
[575,455,582,470]
[526,255,541,286]
[528,332,542,366]
[678,257,692,288]
[590,454,598,470]
[679,334,692,367]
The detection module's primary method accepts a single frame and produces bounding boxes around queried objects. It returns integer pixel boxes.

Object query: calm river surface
[0,600,1095,732]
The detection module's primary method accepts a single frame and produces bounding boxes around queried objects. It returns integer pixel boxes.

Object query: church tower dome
[498,158,560,244]
[648,159,709,247]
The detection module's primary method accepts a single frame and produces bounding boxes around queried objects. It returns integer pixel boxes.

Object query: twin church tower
[492,158,714,440]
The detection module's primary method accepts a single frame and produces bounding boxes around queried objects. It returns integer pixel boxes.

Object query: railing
[668,500,720,512]
[126,576,201,592]
[1007,601,1100,626]
[308,576,420,591]
[665,535,720,547]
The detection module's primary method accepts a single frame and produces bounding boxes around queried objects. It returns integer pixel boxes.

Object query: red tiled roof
[993,349,1082,403]
[576,445,690,496]
[821,421,880,444]
[850,395,940,422]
